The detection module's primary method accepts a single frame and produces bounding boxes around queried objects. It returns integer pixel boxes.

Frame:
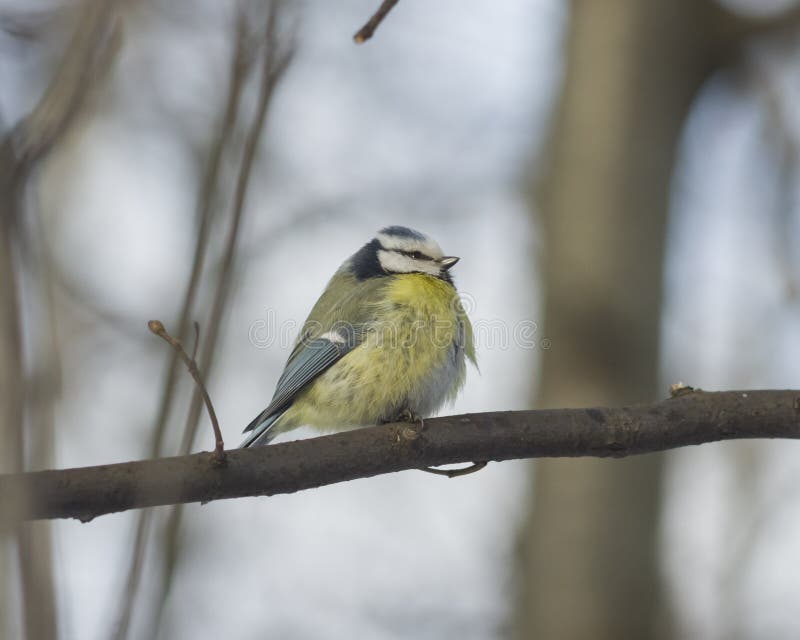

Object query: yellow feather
[279,273,466,431]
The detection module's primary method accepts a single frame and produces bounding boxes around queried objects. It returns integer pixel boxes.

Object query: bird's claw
[396,408,424,437]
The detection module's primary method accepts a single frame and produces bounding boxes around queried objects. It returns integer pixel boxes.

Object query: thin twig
[143,11,294,632]
[179,2,294,459]
[191,321,201,361]
[406,415,487,478]
[419,462,488,478]
[138,9,295,636]
[353,0,400,44]
[143,8,250,464]
[147,321,224,462]
[109,16,252,640]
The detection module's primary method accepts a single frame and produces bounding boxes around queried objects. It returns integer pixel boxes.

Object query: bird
[240,225,476,447]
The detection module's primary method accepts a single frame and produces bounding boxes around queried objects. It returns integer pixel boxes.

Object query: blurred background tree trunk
[514,2,740,638]
[0,214,24,639]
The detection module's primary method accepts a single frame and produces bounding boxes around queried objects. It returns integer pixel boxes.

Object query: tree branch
[3,390,799,522]
[353,0,400,44]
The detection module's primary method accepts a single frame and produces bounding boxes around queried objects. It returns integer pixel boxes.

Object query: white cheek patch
[377,250,441,276]
[376,233,444,259]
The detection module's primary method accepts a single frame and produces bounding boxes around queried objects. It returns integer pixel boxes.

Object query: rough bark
[0,390,797,523]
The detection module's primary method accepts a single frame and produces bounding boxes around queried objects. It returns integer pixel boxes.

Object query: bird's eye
[409,251,426,260]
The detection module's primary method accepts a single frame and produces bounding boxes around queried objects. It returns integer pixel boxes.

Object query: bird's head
[350,225,459,282]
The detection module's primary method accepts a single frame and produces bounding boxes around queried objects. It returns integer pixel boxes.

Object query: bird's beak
[439,256,460,270]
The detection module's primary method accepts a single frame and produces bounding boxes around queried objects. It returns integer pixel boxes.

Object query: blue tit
[240,225,476,447]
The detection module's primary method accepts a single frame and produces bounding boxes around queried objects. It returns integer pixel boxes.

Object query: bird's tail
[239,409,284,448]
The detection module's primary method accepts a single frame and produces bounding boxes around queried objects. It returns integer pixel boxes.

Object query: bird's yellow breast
[282,273,464,429]
[384,272,459,314]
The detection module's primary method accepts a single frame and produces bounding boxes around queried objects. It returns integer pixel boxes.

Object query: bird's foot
[396,408,423,430]
[380,408,424,432]
[381,409,488,477]
[391,409,489,477]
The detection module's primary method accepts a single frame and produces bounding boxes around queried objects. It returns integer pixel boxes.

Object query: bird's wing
[243,274,384,437]
[264,325,364,420]
[242,324,365,438]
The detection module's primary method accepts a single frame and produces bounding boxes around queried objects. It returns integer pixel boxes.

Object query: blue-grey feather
[240,329,365,447]
[239,411,282,447]
[272,342,340,403]
[378,225,425,239]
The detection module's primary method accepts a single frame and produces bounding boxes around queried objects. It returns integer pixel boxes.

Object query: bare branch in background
[109,4,295,637]
[13,185,66,640]
[146,5,295,633]
[142,9,252,466]
[0,6,71,42]
[0,2,120,639]
[353,0,400,44]
[148,320,225,461]
[179,1,294,461]
[0,192,27,640]
[109,11,253,640]
[709,2,800,64]
[747,56,800,303]
[0,1,119,193]
[2,390,799,523]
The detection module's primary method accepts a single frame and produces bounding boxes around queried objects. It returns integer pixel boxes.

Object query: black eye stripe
[397,250,429,260]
